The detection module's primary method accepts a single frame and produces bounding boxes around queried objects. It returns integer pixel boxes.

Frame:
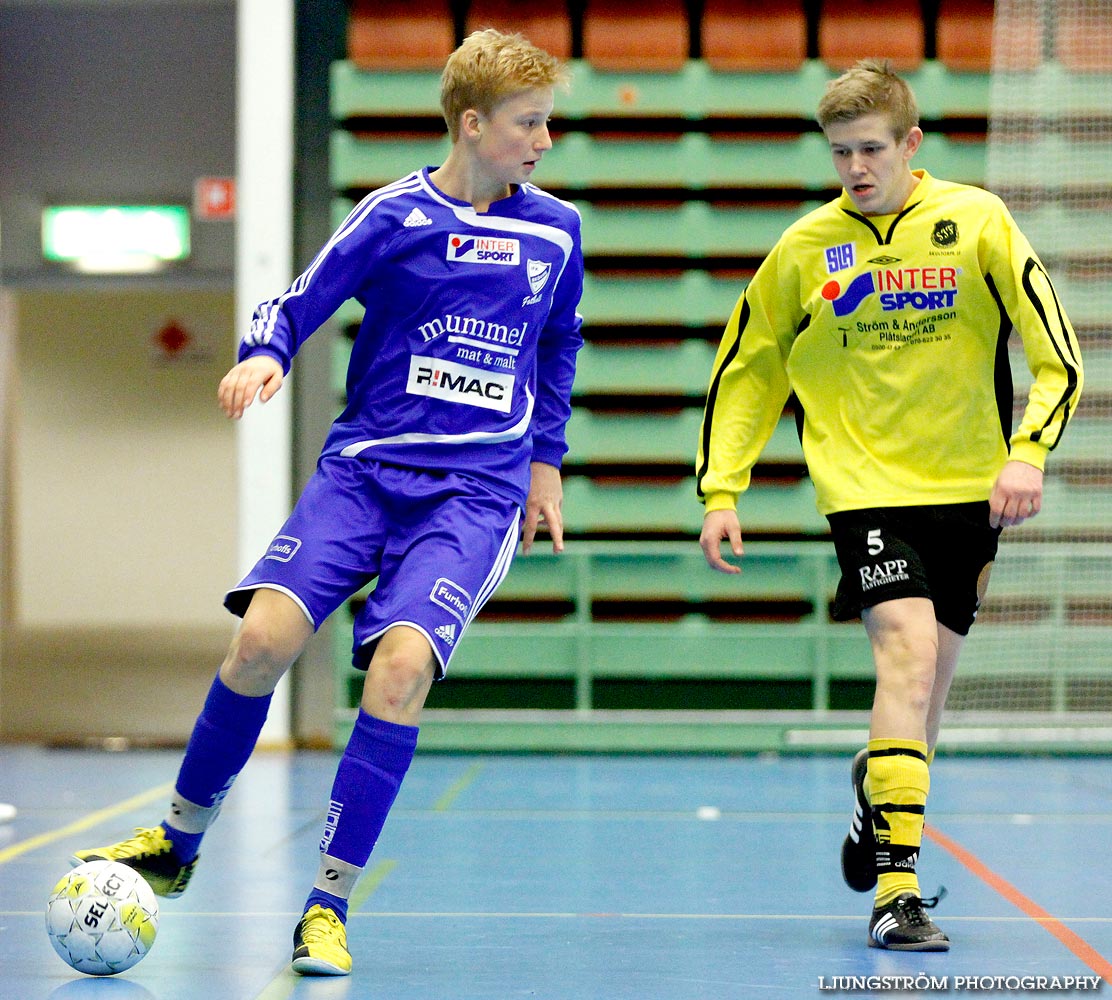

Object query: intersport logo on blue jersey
[822,266,960,317]
[446,234,520,265]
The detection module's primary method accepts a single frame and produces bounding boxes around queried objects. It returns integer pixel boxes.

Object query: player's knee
[364,634,436,718]
[223,615,305,688]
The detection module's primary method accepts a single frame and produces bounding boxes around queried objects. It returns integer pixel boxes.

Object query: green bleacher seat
[914,134,988,184]
[484,544,841,607]
[565,410,803,466]
[317,194,776,241]
[561,476,825,535]
[1053,276,1112,329]
[330,132,451,190]
[572,340,716,395]
[580,272,743,326]
[566,409,704,464]
[584,547,836,601]
[319,195,828,242]
[1013,205,1112,259]
[905,60,990,118]
[989,64,1112,116]
[330,61,442,118]
[329,58,992,123]
[1029,480,1112,536]
[562,476,701,534]
[333,273,742,330]
[332,127,985,194]
[485,551,579,600]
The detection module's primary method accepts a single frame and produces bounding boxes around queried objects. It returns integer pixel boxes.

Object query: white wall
[1,289,239,741]
[14,289,237,627]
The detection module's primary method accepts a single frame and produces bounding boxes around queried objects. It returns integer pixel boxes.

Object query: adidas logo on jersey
[434,623,458,646]
[403,207,432,228]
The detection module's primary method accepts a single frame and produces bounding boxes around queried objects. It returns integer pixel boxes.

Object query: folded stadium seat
[817,0,924,72]
[346,0,456,70]
[1057,0,1112,72]
[463,0,573,58]
[970,0,1044,72]
[701,0,807,72]
[935,0,996,72]
[581,0,689,71]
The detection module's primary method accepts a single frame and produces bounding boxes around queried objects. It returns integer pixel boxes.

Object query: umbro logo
[403,207,432,228]
[434,623,458,646]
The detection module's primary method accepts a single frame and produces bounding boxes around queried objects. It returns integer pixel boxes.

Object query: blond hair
[440,29,567,142]
[816,59,919,138]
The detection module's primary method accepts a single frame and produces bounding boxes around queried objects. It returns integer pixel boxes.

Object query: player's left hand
[522,461,564,555]
[989,459,1043,528]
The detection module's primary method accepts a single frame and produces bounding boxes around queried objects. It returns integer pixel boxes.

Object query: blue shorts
[225,456,521,677]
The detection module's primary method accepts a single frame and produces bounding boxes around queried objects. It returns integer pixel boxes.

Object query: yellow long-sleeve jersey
[697,170,1083,516]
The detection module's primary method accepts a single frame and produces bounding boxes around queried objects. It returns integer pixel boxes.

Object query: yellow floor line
[349,858,398,913]
[432,761,485,812]
[0,782,173,865]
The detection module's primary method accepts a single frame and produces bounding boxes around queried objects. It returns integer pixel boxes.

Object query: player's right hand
[218,355,284,419]
[700,508,744,574]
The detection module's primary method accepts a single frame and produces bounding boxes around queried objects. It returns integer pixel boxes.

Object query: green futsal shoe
[292,905,352,976]
[71,825,197,898]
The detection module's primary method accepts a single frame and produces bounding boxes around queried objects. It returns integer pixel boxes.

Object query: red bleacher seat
[701,0,807,72]
[582,0,689,72]
[347,0,456,70]
[986,0,1045,72]
[818,0,924,72]
[936,0,996,72]
[464,0,572,59]
[1057,0,1112,72]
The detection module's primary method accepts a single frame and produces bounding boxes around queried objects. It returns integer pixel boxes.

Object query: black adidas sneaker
[841,747,877,892]
[868,891,950,951]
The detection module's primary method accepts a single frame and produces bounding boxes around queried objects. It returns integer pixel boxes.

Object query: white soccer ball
[45,860,159,976]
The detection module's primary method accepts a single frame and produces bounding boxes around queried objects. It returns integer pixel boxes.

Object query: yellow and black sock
[867,738,929,907]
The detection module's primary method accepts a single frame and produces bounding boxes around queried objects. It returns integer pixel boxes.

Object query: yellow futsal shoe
[292,904,352,976]
[71,825,198,898]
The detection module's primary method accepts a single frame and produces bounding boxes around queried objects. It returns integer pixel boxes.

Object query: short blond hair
[440,29,567,142]
[816,59,919,138]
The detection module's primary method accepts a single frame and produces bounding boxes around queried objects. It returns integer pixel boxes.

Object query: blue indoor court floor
[2,745,1111,999]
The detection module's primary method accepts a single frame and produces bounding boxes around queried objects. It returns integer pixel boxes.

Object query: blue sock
[304,887,350,924]
[302,710,418,920]
[164,673,272,862]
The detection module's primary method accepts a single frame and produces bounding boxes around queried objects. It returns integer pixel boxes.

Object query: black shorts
[826,502,1002,636]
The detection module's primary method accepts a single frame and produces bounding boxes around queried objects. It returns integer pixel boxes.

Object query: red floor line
[924,822,1112,984]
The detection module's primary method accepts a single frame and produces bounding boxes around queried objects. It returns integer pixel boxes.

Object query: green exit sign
[42,205,191,272]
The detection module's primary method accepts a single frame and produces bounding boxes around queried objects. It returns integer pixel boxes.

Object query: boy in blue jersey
[73,29,583,977]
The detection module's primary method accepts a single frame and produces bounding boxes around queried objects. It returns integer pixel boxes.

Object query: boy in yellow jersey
[697,60,1082,950]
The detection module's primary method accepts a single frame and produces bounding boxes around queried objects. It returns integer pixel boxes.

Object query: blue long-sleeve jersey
[240,167,585,507]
